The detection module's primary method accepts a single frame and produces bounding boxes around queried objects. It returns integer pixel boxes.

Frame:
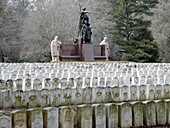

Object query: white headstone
[43,107,59,128]
[0,111,12,128]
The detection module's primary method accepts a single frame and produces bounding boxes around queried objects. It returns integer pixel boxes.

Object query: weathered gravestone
[43,107,59,128]
[78,105,92,128]
[83,87,92,104]
[2,90,12,109]
[41,89,49,107]
[0,79,6,90]
[144,101,156,126]
[165,76,170,84]
[62,88,72,105]
[50,88,61,106]
[93,104,106,128]
[22,91,29,108]
[106,103,118,128]
[166,100,170,125]
[60,78,68,89]
[35,90,41,107]
[106,77,113,87]
[13,90,23,108]
[92,77,98,87]
[132,102,144,127]
[155,100,166,126]
[44,78,52,89]
[52,78,60,89]
[6,79,14,90]
[76,77,83,88]
[0,111,12,128]
[112,86,120,102]
[159,75,164,85]
[153,75,158,85]
[28,90,37,108]
[121,85,129,101]
[68,78,75,88]
[134,76,139,85]
[130,85,138,101]
[84,77,91,87]
[104,87,113,103]
[140,76,146,85]
[59,106,75,128]
[33,78,42,90]
[93,87,104,103]
[113,77,119,86]
[118,77,124,86]
[99,78,105,87]
[12,110,27,128]
[15,79,23,90]
[148,84,155,100]
[146,76,153,85]
[27,108,43,128]
[73,87,82,104]
[25,79,31,91]
[139,85,146,101]
[119,103,132,127]
[124,77,130,86]
[164,84,170,99]
[155,84,163,100]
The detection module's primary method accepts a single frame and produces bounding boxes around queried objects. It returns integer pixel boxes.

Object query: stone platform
[59,42,106,61]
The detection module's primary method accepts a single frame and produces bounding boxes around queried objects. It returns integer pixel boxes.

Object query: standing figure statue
[100,37,110,61]
[82,21,92,44]
[78,8,92,44]
[79,8,89,34]
[51,36,62,61]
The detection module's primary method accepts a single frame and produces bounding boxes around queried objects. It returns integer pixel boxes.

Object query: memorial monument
[51,8,108,61]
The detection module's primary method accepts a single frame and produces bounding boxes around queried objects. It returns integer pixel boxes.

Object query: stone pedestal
[82,44,94,61]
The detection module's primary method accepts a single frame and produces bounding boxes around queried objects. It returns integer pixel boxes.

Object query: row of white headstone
[0,76,170,92]
[0,66,170,79]
[1,63,170,87]
[0,100,169,128]
[1,66,169,78]
[0,62,170,73]
[0,84,169,109]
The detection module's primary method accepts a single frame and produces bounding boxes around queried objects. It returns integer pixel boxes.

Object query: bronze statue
[82,22,92,44]
[78,8,92,44]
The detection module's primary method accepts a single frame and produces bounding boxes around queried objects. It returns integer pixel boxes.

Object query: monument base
[59,43,107,61]
[82,43,94,61]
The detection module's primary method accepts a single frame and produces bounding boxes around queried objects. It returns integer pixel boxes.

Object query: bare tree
[0,0,31,62]
[20,0,113,62]
[150,0,170,62]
